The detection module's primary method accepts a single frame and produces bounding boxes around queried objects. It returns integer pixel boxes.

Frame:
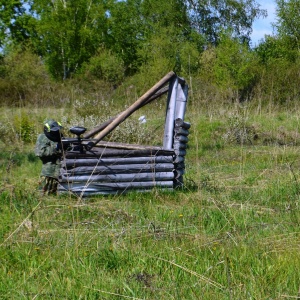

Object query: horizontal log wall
[58,147,175,196]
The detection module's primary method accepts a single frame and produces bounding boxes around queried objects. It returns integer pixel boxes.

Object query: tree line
[0,0,299,107]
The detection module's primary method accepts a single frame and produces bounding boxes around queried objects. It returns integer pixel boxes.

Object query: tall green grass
[0,103,300,299]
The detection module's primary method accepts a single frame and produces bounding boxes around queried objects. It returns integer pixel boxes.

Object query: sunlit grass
[1,103,300,299]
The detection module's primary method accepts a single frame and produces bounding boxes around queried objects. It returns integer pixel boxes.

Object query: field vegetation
[1,0,300,298]
[0,92,300,299]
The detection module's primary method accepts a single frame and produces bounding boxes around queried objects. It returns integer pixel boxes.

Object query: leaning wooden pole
[91,71,175,145]
[83,85,169,139]
[83,115,119,139]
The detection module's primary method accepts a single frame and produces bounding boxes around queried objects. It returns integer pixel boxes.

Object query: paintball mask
[44,119,63,142]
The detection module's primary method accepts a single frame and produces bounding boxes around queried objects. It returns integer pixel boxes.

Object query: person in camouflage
[35,119,63,195]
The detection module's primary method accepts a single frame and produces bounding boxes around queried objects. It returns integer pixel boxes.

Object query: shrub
[13,113,36,143]
[80,48,125,85]
[0,47,50,106]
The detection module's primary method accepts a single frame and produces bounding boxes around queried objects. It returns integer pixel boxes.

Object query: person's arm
[35,134,60,158]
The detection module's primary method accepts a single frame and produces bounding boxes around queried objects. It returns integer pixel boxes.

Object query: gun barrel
[61,138,78,143]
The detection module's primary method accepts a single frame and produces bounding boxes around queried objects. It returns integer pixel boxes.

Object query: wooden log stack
[58,72,191,197]
[59,145,175,196]
[173,118,190,188]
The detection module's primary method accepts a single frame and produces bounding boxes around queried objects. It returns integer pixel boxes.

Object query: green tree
[141,0,190,35]
[0,0,34,47]
[275,0,300,51]
[0,0,269,83]
[186,0,267,45]
[107,0,197,76]
[80,47,125,84]
[200,32,259,102]
[255,35,298,64]
[137,0,202,77]
[0,47,50,106]
[254,0,300,106]
[30,0,109,80]
[107,0,145,75]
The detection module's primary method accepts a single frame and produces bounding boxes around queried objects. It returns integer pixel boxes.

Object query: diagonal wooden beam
[83,82,170,139]
[90,71,175,145]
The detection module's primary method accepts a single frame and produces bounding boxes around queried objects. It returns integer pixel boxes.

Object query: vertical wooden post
[163,77,178,150]
[175,83,188,121]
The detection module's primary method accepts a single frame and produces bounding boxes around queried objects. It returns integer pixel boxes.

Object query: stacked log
[59,145,175,196]
[173,118,190,188]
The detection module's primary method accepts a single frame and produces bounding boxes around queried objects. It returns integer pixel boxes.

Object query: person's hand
[86,142,94,151]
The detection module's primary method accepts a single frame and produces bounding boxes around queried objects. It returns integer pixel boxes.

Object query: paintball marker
[60,126,94,153]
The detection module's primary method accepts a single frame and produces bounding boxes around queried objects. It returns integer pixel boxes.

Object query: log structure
[173,118,190,188]
[58,72,190,197]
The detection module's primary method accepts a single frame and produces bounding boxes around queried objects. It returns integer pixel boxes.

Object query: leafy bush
[0,48,50,106]
[199,33,260,103]
[80,48,125,85]
[13,113,36,143]
[258,58,300,105]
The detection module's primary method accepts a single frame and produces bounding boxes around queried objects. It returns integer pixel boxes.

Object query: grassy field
[0,101,300,299]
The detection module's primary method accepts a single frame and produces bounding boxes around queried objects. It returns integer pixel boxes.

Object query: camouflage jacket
[35,133,61,179]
